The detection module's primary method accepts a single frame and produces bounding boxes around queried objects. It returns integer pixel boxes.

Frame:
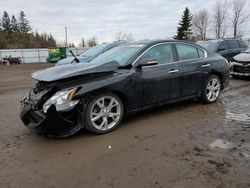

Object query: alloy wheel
[206,77,221,102]
[90,96,121,131]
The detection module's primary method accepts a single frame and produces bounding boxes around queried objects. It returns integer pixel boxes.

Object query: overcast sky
[0,0,249,45]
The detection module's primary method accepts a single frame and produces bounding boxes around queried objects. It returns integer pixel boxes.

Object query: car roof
[96,41,126,52]
[199,38,244,43]
[124,39,196,47]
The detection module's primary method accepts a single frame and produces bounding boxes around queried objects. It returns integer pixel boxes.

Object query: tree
[123,33,134,41]
[174,7,193,40]
[2,11,11,33]
[0,10,57,49]
[68,42,75,47]
[87,37,97,47]
[0,32,7,48]
[10,15,18,33]
[114,31,135,41]
[81,38,85,47]
[192,9,210,40]
[213,0,229,39]
[18,11,31,34]
[231,0,249,38]
[114,31,124,41]
[47,33,56,47]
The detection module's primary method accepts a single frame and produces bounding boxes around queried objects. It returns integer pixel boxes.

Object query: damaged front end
[20,81,82,137]
[230,60,250,77]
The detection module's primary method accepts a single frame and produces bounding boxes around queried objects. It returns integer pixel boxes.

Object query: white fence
[0,47,88,63]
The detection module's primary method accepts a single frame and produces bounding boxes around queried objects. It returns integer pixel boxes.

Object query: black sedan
[20,40,230,137]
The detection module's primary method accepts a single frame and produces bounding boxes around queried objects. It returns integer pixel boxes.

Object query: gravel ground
[0,64,250,188]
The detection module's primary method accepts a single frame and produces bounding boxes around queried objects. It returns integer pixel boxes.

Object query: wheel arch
[210,70,224,89]
[80,89,129,115]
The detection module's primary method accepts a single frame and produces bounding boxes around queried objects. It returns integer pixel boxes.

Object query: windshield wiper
[69,50,80,63]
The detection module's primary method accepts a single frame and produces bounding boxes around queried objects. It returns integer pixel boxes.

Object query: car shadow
[68,98,202,139]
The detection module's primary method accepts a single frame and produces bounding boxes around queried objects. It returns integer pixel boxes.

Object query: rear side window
[238,40,248,48]
[175,44,199,61]
[228,40,239,49]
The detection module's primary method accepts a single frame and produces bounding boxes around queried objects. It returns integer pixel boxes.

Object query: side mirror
[136,59,158,69]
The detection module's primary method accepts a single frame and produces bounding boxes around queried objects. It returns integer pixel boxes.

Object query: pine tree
[87,37,97,47]
[2,11,11,33]
[0,10,56,49]
[18,11,31,34]
[10,15,18,33]
[174,7,193,40]
[81,38,85,47]
[48,33,56,47]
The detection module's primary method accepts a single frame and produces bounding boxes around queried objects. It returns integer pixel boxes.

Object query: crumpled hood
[55,56,93,66]
[32,61,120,82]
[233,53,250,62]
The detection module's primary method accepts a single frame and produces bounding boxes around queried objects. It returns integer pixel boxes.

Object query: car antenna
[69,49,80,63]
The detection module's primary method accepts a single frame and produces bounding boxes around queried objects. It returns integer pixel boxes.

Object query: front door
[218,41,231,60]
[227,40,242,60]
[133,43,180,107]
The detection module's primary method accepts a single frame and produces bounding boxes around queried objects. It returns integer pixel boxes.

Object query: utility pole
[65,26,68,47]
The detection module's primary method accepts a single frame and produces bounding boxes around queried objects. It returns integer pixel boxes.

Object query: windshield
[79,44,108,57]
[197,41,220,52]
[90,44,145,65]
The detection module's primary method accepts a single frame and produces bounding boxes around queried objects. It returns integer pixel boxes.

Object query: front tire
[85,93,124,134]
[202,75,221,104]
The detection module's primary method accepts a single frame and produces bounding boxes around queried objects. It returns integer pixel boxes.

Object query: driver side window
[139,44,174,64]
[218,41,228,51]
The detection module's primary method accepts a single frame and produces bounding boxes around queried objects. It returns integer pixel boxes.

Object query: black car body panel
[32,61,121,82]
[20,40,230,137]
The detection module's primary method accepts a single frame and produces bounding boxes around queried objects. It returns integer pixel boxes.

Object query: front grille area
[233,65,250,73]
[34,81,49,94]
[29,81,55,110]
[28,110,43,123]
[21,107,45,125]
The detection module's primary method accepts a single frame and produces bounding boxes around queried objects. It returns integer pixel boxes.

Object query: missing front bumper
[20,104,81,137]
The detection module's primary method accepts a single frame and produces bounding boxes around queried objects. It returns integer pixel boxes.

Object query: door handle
[201,64,211,68]
[168,69,179,74]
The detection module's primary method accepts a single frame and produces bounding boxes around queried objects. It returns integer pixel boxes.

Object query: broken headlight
[43,88,79,113]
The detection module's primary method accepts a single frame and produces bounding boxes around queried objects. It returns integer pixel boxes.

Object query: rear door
[175,43,209,98]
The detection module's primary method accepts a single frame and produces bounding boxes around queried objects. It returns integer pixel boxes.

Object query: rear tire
[202,75,221,104]
[85,93,124,134]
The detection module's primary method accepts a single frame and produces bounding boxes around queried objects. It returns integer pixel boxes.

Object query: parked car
[20,40,230,137]
[55,41,125,66]
[230,48,250,77]
[197,39,248,61]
